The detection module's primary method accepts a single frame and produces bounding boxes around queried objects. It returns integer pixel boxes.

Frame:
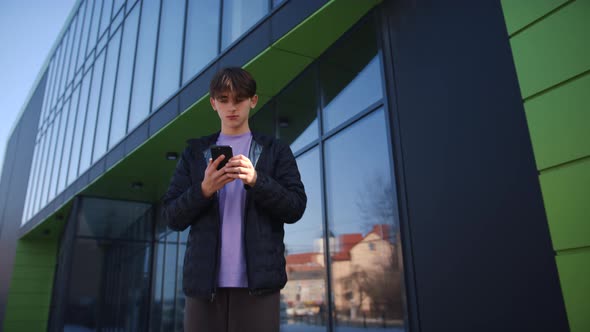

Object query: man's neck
[221,125,250,136]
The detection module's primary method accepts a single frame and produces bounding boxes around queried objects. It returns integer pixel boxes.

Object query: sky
[0,0,76,175]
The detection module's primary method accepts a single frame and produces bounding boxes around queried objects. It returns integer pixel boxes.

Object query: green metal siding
[502,1,590,331]
[2,239,58,332]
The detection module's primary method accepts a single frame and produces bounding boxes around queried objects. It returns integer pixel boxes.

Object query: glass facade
[23,2,406,331]
[21,0,283,225]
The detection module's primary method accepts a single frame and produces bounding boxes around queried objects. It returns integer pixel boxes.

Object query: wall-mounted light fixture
[166,152,178,160]
[131,181,144,190]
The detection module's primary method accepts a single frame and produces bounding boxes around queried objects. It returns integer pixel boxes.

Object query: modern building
[0,0,587,331]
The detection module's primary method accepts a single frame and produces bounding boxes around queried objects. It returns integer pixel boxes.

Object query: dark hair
[209,67,257,100]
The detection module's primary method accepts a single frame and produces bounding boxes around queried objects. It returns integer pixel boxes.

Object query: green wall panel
[510,0,590,98]
[3,320,47,332]
[3,239,58,332]
[556,250,590,332]
[525,73,590,170]
[540,157,590,251]
[501,0,569,35]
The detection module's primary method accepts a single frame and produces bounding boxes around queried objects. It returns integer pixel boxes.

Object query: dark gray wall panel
[382,0,569,331]
[0,73,47,328]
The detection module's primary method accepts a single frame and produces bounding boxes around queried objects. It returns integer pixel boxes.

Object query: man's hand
[201,155,234,198]
[225,154,257,187]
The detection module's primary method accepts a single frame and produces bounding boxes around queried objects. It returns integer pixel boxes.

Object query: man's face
[210,91,258,134]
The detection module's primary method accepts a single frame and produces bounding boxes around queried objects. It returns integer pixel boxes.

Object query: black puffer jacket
[162,131,306,300]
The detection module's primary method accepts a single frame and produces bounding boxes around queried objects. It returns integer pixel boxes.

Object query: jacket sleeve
[162,146,214,231]
[248,141,307,224]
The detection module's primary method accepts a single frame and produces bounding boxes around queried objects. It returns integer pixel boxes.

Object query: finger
[211,155,225,170]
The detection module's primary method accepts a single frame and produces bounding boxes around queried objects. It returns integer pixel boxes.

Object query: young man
[162,67,306,331]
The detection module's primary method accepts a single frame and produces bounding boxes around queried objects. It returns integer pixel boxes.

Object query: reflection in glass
[183,0,220,84]
[63,197,153,331]
[79,51,106,175]
[281,147,327,332]
[50,102,69,199]
[321,19,383,133]
[221,0,267,49]
[64,21,77,90]
[33,132,48,214]
[77,0,92,70]
[325,109,404,331]
[98,0,113,38]
[42,120,57,205]
[87,0,102,57]
[69,73,91,185]
[93,29,122,162]
[129,0,160,131]
[276,68,319,153]
[110,4,140,148]
[59,86,80,195]
[152,1,185,109]
[162,237,178,331]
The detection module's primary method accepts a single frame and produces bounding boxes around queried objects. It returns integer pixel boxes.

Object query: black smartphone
[210,145,233,170]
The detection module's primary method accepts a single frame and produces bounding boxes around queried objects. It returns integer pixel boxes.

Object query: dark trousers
[184,288,280,332]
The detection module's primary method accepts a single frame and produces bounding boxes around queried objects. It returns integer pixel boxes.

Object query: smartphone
[210,145,233,170]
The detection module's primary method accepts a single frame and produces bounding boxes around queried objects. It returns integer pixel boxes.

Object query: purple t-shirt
[216,131,252,287]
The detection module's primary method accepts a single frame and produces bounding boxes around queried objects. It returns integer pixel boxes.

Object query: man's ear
[250,95,259,109]
[210,96,217,110]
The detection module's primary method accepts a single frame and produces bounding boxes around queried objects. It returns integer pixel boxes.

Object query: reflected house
[285,224,403,321]
[284,253,326,309]
[332,225,404,321]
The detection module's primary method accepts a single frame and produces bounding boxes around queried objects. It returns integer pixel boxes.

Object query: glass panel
[113,0,125,17]
[69,72,92,184]
[77,197,152,239]
[151,242,165,331]
[23,143,41,224]
[96,30,109,54]
[152,0,185,109]
[281,147,327,332]
[43,119,59,205]
[65,16,79,86]
[221,0,267,49]
[277,68,319,153]
[59,28,73,98]
[93,29,122,162]
[53,40,67,107]
[63,197,153,331]
[77,0,92,70]
[273,0,285,8]
[33,133,48,214]
[71,4,85,76]
[87,0,103,56]
[110,4,139,148]
[50,45,63,111]
[49,105,68,200]
[182,0,220,84]
[175,243,186,332]
[79,51,106,176]
[111,4,125,33]
[320,20,383,133]
[162,240,178,331]
[128,0,160,131]
[98,0,113,38]
[59,86,80,194]
[324,109,404,331]
[39,58,56,128]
